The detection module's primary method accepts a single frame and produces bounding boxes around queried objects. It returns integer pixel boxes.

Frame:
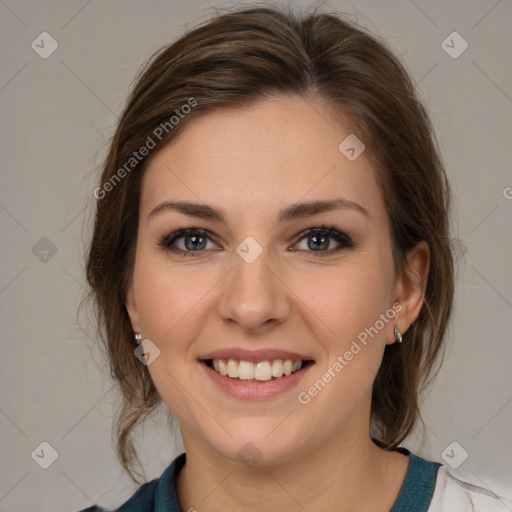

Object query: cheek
[292,257,393,341]
[133,253,212,417]
[294,267,392,414]
[133,248,216,342]
[290,255,394,409]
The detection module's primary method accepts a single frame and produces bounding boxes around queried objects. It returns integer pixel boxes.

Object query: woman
[81,4,510,511]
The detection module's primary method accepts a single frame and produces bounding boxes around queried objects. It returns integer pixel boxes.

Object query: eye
[158,228,219,257]
[292,225,353,256]
[158,225,353,258]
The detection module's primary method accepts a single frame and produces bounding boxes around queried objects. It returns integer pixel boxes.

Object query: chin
[207,421,305,468]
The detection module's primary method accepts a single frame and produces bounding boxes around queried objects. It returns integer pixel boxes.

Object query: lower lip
[201,361,314,400]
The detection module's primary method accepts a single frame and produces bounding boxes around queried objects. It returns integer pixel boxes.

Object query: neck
[176,433,409,512]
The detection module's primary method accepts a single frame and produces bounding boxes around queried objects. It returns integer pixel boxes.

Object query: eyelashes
[289,225,353,255]
[158,227,217,256]
[157,224,354,258]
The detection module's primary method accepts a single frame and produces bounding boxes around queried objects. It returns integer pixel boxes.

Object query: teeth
[238,360,255,380]
[255,361,272,381]
[227,359,238,378]
[210,358,304,381]
[218,359,228,376]
[271,359,283,377]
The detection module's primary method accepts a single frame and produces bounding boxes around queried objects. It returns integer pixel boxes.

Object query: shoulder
[393,448,511,512]
[76,477,159,512]
[428,464,512,511]
[75,452,186,512]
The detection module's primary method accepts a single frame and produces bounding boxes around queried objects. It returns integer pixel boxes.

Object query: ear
[386,241,430,345]
[125,284,141,334]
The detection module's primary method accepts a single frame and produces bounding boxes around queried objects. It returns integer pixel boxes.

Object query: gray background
[1,0,511,510]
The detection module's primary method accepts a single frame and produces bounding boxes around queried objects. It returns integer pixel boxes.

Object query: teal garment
[390,447,442,511]
[78,447,442,512]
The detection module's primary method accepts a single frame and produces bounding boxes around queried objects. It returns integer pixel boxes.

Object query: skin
[125,95,430,511]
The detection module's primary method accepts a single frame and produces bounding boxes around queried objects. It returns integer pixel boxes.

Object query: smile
[200,357,315,400]
[206,358,311,381]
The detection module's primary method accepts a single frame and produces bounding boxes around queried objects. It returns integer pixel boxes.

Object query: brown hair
[84,3,454,483]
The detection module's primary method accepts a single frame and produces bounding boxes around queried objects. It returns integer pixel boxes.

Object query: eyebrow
[147,198,369,224]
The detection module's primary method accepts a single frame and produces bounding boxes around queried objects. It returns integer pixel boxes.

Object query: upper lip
[199,348,314,364]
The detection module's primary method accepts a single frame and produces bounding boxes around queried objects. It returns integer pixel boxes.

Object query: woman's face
[126,95,419,466]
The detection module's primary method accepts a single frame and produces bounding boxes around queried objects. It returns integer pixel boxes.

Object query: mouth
[201,358,315,382]
[198,348,316,399]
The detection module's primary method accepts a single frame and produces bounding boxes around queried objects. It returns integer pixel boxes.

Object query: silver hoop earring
[394,326,403,343]
[134,333,142,342]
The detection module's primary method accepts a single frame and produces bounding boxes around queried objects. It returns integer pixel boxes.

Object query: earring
[134,333,142,342]
[394,326,403,343]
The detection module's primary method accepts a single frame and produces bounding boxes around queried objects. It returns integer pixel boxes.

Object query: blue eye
[158,228,217,257]
[293,226,353,256]
[158,225,352,257]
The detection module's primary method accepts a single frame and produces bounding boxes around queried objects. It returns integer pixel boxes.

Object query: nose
[216,246,291,333]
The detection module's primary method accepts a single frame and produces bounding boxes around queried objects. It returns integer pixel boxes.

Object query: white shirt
[429,465,512,511]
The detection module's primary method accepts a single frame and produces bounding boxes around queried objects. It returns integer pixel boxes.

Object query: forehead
[140,95,385,223]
